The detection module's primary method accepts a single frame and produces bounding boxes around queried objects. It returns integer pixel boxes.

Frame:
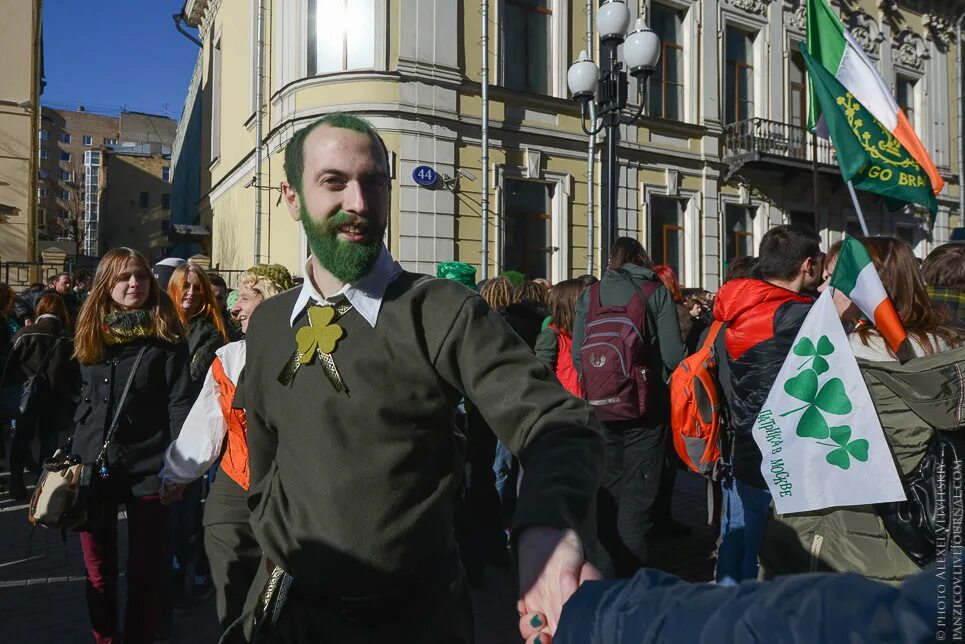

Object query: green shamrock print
[823,425,870,470]
[793,336,835,375]
[781,369,853,439]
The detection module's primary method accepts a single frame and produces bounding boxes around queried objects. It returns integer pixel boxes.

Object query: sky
[41,0,200,120]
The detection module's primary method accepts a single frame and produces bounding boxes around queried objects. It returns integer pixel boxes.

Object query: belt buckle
[337,594,384,622]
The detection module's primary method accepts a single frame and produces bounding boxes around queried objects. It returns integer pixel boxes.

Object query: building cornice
[184,0,209,27]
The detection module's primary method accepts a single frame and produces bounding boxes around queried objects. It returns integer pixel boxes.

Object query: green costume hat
[499,270,524,289]
[436,262,477,289]
[247,263,295,294]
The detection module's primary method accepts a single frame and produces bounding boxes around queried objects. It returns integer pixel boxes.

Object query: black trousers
[8,414,59,489]
[204,472,260,630]
[597,417,668,577]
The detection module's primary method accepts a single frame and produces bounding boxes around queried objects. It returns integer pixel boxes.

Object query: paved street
[0,460,715,644]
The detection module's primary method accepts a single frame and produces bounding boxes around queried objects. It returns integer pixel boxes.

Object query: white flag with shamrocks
[752,289,905,514]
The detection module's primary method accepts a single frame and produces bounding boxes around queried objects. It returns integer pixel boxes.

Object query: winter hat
[436,262,477,289]
[499,270,524,289]
[153,257,187,290]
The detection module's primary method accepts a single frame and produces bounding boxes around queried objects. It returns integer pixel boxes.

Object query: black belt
[251,564,453,641]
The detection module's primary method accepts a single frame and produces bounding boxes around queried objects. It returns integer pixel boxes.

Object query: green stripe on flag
[800,45,938,214]
[806,0,847,130]
[829,236,870,296]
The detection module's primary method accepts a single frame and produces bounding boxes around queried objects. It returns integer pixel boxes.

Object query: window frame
[82,135,93,146]
[306,0,384,76]
[39,129,48,141]
[60,152,71,162]
[60,132,71,144]
[502,0,554,95]
[649,3,685,121]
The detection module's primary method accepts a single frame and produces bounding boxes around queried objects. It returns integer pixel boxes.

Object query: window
[60,170,71,181]
[38,187,47,198]
[60,190,70,201]
[37,207,46,225]
[83,135,93,146]
[896,76,916,128]
[139,192,149,208]
[503,0,553,94]
[161,193,171,210]
[788,49,808,158]
[39,129,48,141]
[162,166,171,183]
[724,204,756,270]
[649,196,685,280]
[503,178,554,279]
[60,132,71,144]
[39,148,48,160]
[725,28,755,124]
[103,137,117,146]
[60,152,71,162]
[308,0,376,75]
[649,4,684,120]
[38,168,48,179]
[211,34,222,161]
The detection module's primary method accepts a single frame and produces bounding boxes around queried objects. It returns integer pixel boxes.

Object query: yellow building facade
[0,0,43,263]
[179,0,962,288]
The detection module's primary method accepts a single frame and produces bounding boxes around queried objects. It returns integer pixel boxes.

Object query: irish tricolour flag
[807,0,943,196]
[830,236,913,360]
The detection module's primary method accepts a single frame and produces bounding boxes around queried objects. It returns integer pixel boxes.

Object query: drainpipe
[253,0,265,264]
[586,0,596,274]
[480,0,490,280]
[172,1,203,48]
[958,12,965,223]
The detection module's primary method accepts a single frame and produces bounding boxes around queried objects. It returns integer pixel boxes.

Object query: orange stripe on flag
[872,298,909,355]
[894,110,944,195]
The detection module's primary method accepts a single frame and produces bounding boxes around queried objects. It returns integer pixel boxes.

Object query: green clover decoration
[782,369,853,440]
[823,425,870,470]
[793,335,835,375]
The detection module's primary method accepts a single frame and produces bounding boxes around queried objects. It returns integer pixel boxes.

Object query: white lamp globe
[624,18,661,76]
[598,0,631,44]
[567,50,599,101]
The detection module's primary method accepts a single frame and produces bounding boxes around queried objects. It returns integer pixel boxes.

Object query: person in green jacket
[571,237,685,577]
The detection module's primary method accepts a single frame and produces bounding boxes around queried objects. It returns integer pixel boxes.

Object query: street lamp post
[568,0,661,260]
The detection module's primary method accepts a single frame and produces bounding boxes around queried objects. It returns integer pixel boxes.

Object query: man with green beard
[227,113,603,644]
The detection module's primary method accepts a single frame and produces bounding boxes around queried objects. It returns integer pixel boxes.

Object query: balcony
[723,118,837,181]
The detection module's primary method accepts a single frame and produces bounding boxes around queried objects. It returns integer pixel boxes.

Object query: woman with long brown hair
[71,247,193,643]
[167,263,230,383]
[850,237,962,360]
[535,279,584,397]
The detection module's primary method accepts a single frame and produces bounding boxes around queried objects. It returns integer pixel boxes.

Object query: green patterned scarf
[104,309,155,346]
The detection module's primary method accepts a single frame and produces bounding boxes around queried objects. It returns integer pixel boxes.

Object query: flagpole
[845,180,870,236]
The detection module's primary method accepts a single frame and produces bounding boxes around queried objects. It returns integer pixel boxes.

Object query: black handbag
[874,431,965,567]
[28,346,147,530]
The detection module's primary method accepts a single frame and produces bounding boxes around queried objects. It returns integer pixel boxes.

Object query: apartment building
[175,0,963,288]
[0,0,43,263]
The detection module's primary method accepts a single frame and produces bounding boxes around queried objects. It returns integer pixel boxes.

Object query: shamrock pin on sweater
[278,303,352,392]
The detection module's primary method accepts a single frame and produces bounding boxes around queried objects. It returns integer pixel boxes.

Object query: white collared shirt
[289,245,402,328]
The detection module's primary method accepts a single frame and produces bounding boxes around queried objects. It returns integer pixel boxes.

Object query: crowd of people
[0,111,962,644]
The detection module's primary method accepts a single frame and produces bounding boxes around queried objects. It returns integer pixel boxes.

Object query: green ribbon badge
[296,306,344,364]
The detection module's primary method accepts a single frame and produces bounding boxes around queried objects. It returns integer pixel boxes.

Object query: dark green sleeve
[234,364,276,496]
[534,327,559,372]
[571,288,590,377]
[432,295,603,538]
[650,287,685,376]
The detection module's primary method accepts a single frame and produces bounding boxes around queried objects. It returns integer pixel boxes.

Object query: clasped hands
[516,526,601,644]
[159,482,186,506]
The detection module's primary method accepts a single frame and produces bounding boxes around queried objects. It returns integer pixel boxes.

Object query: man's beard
[301,205,384,284]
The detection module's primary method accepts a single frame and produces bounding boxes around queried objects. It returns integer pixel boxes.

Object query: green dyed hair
[283,112,389,193]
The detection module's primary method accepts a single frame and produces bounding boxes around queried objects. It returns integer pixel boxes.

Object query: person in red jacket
[535,279,585,397]
[712,224,823,586]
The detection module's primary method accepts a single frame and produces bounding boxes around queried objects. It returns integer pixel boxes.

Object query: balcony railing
[723,118,837,179]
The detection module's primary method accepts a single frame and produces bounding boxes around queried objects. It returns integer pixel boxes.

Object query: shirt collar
[289,245,402,328]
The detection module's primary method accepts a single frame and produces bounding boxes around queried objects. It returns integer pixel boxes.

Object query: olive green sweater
[239,271,603,596]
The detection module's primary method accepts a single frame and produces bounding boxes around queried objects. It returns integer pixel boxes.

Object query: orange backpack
[670,321,726,479]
